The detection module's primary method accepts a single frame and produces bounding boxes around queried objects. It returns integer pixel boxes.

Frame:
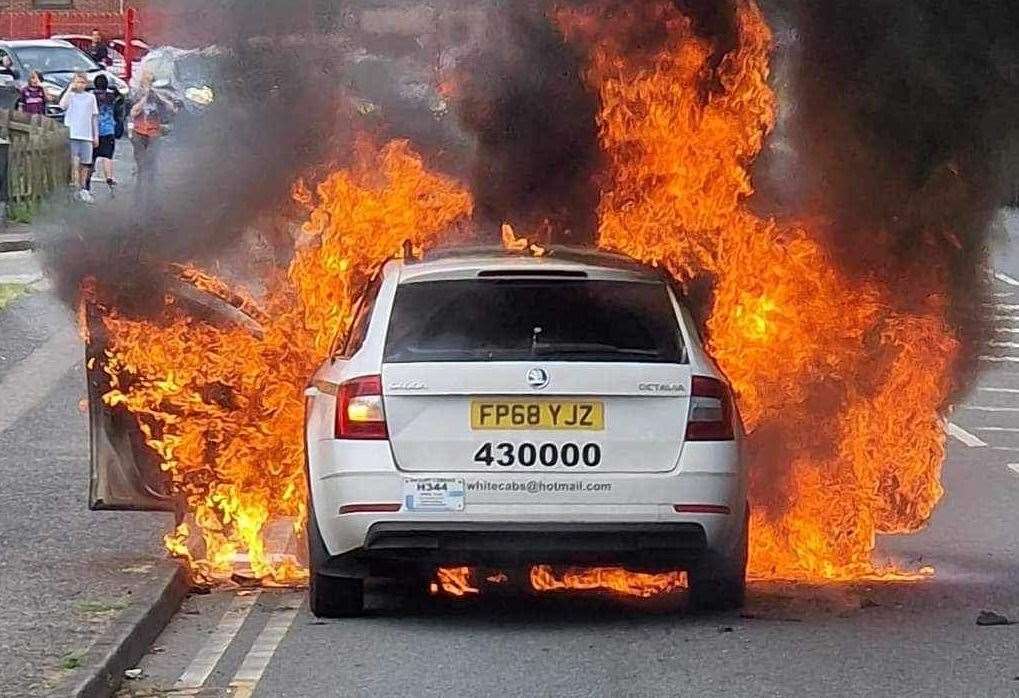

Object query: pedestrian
[88,29,112,67]
[130,71,175,217]
[86,73,120,195]
[15,70,47,116]
[59,71,99,204]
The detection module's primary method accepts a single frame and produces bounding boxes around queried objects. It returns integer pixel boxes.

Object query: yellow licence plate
[470,400,605,431]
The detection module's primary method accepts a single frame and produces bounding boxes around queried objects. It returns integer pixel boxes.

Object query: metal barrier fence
[0,110,69,205]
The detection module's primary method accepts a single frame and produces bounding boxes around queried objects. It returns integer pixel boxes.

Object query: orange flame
[434,567,480,597]
[96,140,472,585]
[560,0,957,580]
[87,1,959,589]
[530,566,686,598]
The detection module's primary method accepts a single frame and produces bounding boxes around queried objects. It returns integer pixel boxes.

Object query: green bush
[7,199,39,224]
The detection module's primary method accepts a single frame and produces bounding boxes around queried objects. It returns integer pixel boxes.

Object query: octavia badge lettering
[527,368,550,390]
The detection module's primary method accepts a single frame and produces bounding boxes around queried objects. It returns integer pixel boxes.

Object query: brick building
[1,0,152,41]
[7,0,137,10]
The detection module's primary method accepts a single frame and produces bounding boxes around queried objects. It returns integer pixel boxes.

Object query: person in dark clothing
[88,29,112,67]
[16,70,47,116]
[85,73,121,195]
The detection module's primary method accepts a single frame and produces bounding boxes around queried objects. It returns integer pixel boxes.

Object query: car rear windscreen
[384,279,687,364]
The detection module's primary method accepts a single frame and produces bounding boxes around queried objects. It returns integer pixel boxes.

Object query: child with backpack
[87,73,121,196]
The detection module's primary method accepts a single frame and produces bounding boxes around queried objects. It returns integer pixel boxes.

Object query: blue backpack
[96,90,117,137]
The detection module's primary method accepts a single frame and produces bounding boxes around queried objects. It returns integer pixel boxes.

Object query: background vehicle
[303,247,749,617]
[53,35,152,81]
[52,34,127,78]
[0,39,129,129]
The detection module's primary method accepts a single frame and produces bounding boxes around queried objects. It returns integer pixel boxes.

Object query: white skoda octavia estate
[303,247,748,616]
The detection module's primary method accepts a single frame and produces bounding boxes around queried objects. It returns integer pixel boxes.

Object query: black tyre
[688,569,746,612]
[307,499,365,618]
[688,507,749,612]
[309,570,364,618]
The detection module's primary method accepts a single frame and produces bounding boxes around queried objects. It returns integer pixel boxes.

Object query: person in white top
[59,71,99,203]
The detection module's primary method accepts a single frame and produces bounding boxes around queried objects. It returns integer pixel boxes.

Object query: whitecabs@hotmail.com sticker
[403,479,466,512]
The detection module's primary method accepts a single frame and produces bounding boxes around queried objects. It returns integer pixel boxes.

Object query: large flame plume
[91,142,473,584]
[558,0,957,580]
[84,0,961,589]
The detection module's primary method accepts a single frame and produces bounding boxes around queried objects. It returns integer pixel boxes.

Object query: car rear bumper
[309,468,746,577]
[316,522,711,578]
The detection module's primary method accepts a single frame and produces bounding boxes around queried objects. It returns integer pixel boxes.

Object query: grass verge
[0,283,28,311]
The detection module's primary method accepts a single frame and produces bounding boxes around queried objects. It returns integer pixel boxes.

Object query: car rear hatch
[380,272,692,474]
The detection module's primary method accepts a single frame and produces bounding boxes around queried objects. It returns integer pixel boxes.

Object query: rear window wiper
[532,342,661,358]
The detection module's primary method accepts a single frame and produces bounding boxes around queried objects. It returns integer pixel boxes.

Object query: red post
[123,7,136,83]
[43,12,53,39]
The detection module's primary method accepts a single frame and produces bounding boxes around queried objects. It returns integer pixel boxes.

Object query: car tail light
[686,376,735,441]
[336,375,388,440]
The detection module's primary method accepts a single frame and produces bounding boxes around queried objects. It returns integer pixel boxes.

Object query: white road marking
[173,591,261,690]
[992,446,1019,453]
[993,328,1019,335]
[995,272,1019,287]
[978,387,1019,394]
[0,323,82,434]
[1008,464,1019,477]
[229,604,300,698]
[948,423,987,447]
[980,356,1019,364]
[994,305,1019,311]
[989,341,1019,349]
[960,406,1019,413]
[975,427,1019,433]
[0,247,31,258]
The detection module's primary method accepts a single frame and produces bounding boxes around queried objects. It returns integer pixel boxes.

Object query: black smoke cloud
[46,0,355,312]
[451,0,749,244]
[454,1,600,243]
[45,0,1019,350]
[756,0,1019,396]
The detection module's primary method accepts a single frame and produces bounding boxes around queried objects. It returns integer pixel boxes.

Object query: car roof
[1,40,77,49]
[392,245,666,284]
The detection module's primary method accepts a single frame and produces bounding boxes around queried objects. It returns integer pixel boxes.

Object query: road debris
[976,611,1013,626]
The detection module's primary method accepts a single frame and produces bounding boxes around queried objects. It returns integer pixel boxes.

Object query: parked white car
[304,247,748,616]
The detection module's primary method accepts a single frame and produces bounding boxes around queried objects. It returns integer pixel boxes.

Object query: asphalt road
[115,210,1019,698]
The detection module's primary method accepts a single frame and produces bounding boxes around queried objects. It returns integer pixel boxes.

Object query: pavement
[3,200,1019,696]
[0,143,176,698]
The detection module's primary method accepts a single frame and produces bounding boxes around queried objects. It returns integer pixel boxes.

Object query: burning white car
[303,246,748,616]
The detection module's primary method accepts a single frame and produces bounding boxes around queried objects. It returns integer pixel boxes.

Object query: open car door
[86,301,176,512]
[86,275,265,512]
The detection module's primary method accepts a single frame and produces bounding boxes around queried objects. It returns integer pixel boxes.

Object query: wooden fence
[0,110,70,205]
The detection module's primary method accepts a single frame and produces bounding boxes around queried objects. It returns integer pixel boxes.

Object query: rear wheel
[309,571,364,619]
[688,507,749,612]
[688,569,746,612]
[307,498,365,618]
